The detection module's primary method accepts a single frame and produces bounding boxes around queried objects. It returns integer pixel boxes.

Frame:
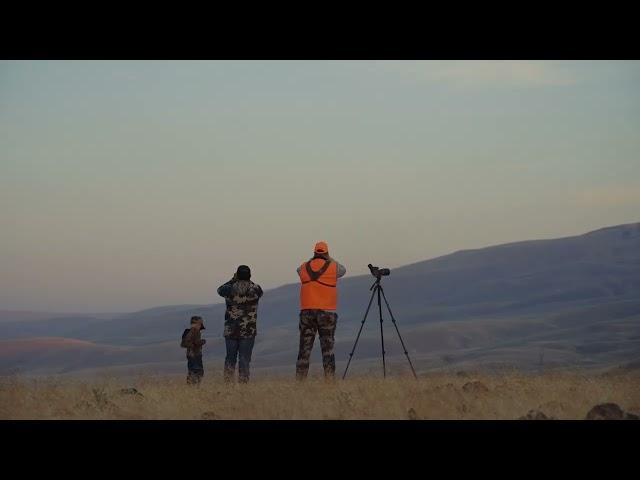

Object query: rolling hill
[1,222,639,376]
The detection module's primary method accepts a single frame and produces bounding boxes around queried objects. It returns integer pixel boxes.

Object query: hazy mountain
[0,310,82,323]
[2,222,639,375]
[0,310,122,323]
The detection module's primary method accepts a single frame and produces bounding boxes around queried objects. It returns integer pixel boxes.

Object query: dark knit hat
[236,265,251,280]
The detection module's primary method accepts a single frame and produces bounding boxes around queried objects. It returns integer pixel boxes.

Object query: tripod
[342,276,418,379]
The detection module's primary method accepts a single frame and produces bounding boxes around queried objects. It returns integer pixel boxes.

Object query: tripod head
[368,264,390,280]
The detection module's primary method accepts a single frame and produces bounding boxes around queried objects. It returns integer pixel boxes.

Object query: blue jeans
[224,337,255,383]
[186,354,204,385]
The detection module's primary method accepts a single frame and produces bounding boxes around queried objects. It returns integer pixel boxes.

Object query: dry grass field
[2,368,639,420]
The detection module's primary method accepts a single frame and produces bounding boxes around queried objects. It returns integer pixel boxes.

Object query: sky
[1,60,639,313]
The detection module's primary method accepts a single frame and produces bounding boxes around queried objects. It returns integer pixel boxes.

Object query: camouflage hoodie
[217,279,263,338]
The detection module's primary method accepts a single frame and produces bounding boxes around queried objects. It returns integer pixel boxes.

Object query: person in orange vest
[296,241,346,380]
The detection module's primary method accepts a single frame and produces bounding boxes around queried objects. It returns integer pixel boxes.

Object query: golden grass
[1,370,638,420]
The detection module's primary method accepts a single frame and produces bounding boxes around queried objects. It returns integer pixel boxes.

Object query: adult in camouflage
[217,265,263,383]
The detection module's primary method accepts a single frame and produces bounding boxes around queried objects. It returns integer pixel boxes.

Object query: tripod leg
[342,287,377,380]
[380,287,418,379]
[377,285,387,378]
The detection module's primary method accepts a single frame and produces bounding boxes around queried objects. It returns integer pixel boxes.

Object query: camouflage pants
[296,309,337,380]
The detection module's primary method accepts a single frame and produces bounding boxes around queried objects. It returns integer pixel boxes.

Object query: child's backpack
[180,328,191,348]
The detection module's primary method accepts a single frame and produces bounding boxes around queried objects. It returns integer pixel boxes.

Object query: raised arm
[327,256,346,278]
[217,280,234,298]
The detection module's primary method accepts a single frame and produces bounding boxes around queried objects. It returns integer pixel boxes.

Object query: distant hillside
[0,311,82,323]
[2,222,639,375]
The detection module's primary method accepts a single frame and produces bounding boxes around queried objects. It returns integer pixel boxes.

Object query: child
[180,316,207,385]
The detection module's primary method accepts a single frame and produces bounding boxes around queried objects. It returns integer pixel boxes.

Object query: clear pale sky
[1,61,639,312]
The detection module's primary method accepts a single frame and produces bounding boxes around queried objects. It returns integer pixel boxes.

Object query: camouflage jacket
[217,279,263,338]
[181,326,206,357]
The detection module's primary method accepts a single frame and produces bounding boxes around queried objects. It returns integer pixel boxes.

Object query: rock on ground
[585,403,639,420]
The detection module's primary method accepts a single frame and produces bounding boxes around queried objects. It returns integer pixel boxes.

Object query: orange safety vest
[299,258,338,311]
